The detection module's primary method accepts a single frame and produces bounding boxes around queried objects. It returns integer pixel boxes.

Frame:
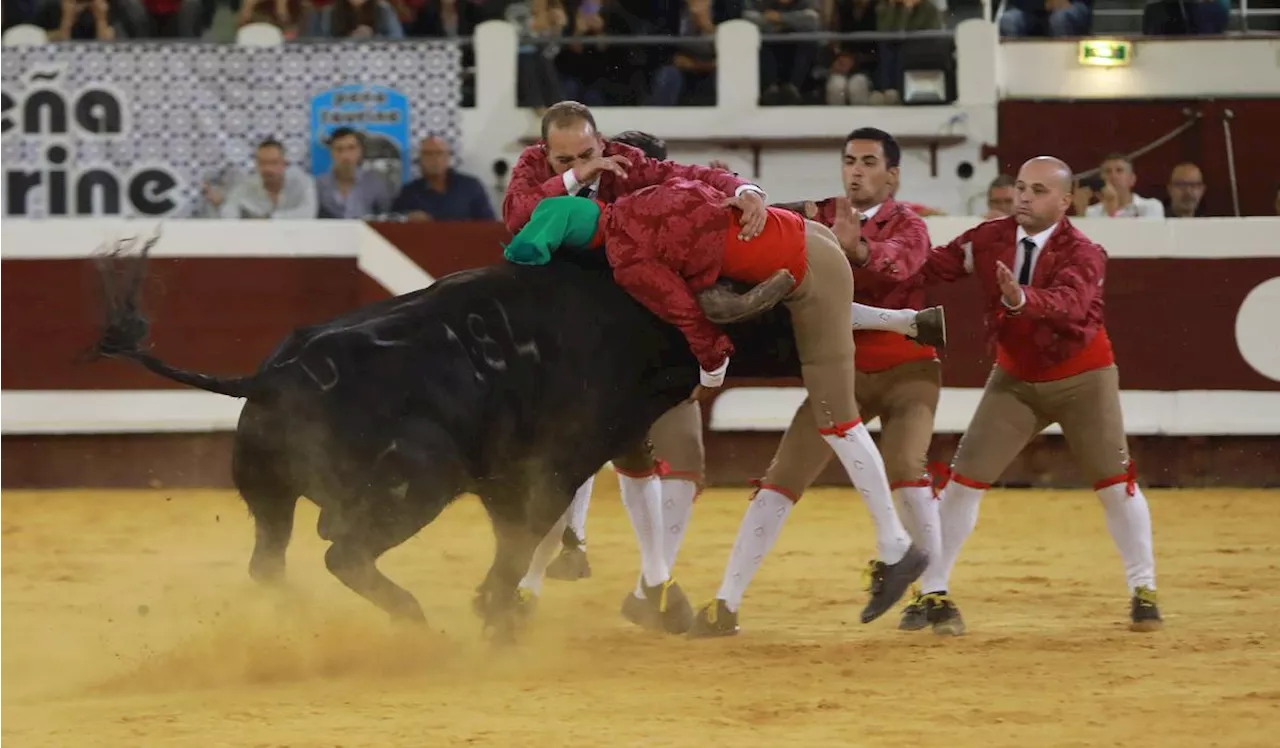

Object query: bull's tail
[89,234,261,401]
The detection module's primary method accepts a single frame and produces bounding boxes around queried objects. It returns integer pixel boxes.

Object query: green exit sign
[1078,40,1134,68]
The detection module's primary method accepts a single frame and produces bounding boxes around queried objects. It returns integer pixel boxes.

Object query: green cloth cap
[503,196,603,266]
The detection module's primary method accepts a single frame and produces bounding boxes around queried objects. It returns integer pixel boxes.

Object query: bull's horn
[697,268,796,324]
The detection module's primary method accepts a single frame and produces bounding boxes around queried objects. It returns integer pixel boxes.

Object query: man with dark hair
[985,173,1016,218]
[690,126,945,637]
[316,127,394,219]
[206,138,317,220]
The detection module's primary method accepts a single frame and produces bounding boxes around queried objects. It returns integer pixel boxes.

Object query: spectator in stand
[1087,153,1165,219]
[237,0,302,38]
[409,0,494,104]
[648,0,719,106]
[873,0,942,106]
[391,136,495,221]
[597,0,682,105]
[824,0,876,106]
[1165,162,1207,218]
[206,138,318,219]
[507,0,567,109]
[745,0,822,105]
[315,128,395,219]
[137,0,202,35]
[555,0,610,106]
[37,0,139,39]
[984,173,1015,218]
[315,0,405,37]
[1142,0,1228,36]
[998,0,1091,38]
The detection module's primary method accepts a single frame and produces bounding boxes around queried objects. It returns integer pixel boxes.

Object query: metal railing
[515,30,958,47]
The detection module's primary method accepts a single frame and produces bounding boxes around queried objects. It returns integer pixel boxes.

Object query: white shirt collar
[859,202,884,221]
[1015,221,1058,250]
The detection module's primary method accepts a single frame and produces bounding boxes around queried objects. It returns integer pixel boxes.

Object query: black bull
[91,238,803,636]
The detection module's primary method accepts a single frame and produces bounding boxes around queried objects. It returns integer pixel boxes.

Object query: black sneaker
[1129,586,1163,632]
[688,599,740,638]
[861,545,929,623]
[898,587,929,631]
[922,593,966,636]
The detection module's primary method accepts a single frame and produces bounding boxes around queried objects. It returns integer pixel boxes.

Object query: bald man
[913,156,1162,636]
[391,137,495,221]
[1166,163,1206,218]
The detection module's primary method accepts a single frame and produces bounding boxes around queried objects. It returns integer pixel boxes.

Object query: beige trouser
[612,401,705,480]
[951,364,1132,487]
[762,359,942,497]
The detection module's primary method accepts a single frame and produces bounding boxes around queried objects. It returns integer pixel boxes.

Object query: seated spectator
[999,0,1091,38]
[391,136,495,221]
[983,173,1015,218]
[409,0,493,105]
[315,128,395,219]
[1142,0,1228,36]
[315,0,405,38]
[206,138,318,219]
[36,0,138,40]
[1086,153,1165,219]
[873,0,942,105]
[648,0,719,106]
[1165,162,1207,218]
[140,0,202,36]
[507,0,567,109]
[594,0,682,105]
[555,0,610,106]
[824,0,876,106]
[745,0,821,105]
[237,0,302,38]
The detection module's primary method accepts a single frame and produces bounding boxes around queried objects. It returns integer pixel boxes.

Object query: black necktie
[860,215,868,225]
[1017,238,1036,286]
[575,185,593,198]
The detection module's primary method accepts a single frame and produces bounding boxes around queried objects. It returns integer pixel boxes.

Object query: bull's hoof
[481,588,537,644]
[546,545,591,580]
[697,269,795,324]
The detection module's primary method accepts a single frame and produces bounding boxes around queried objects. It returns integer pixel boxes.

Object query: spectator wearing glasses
[1164,162,1207,218]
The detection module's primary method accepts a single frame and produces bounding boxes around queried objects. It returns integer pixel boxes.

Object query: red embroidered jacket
[501,140,753,234]
[811,197,936,372]
[922,216,1114,381]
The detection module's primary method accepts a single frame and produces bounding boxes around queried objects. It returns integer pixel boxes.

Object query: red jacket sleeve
[609,245,734,374]
[501,146,568,233]
[1015,244,1106,322]
[859,213,932,283]
[921,229,973,287]
[627,157,755,199]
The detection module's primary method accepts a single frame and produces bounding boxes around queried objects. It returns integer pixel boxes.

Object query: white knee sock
[894,484,941,571]
[1097,483,1157,591]
[851,303,919,337]
[618,474,670,591]
[919,482,985,594]
[822,424,911,564]
[518,513,569,597]
[716,488,794,612]
[661,478,698,571]
[566,475,594,546]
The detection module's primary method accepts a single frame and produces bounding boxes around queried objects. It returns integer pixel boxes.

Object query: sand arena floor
[3,479,1278,747]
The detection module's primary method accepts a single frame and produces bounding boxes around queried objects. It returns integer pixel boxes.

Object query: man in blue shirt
[391,136,496,222]
[315,127,395,219]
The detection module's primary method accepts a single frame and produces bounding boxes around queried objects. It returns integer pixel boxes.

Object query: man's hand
[831,196,868,264]
[724,190,767,240]
[1099,183,1120,215]
[572,154,631,187]
[995,260,1024,309]
[405,210,433,222]
[708,158,733,172]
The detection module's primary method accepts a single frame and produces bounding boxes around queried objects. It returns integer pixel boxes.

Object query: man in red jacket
[502,103,771,631]
[913,156,1162,636]
[689,128,945,637]
[504,181,930,629]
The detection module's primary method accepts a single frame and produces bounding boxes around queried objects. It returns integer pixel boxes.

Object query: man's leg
[919,366,1047,635]
[866,361,945,631]
[612,442,694,634]
[786,222,924,623]
[688,396,835,637]
[544,474,595,580]
[622,400,704,615]
[1041,366,1161,632]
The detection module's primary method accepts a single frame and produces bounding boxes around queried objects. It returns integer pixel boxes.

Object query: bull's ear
[697,269,795,324]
